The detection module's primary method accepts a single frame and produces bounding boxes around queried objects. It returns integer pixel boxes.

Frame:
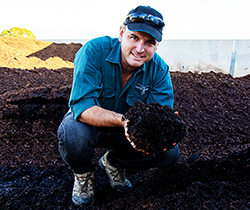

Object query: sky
[1,0,250,40]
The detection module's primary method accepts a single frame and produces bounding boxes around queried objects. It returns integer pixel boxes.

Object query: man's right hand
[123,119,136,149]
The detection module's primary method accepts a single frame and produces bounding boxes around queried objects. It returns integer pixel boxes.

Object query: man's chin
[129,60,144,68]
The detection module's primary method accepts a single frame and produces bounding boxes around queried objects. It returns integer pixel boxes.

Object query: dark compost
[124,101,187,155]
[0,42,250,209]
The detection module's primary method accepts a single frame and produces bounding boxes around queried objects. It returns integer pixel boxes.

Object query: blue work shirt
[69,36,174,121]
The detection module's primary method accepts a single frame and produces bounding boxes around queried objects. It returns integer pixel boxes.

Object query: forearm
[78,105,125,127]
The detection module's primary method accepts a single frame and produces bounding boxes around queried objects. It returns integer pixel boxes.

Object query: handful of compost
[124,101,187,156]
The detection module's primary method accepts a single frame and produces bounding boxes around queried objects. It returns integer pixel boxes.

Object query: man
[57,5,180,205]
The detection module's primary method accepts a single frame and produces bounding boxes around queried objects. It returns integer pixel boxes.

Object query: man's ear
[118,25,125,42]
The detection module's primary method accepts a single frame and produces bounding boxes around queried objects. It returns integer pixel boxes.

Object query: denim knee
[57,112,98,173]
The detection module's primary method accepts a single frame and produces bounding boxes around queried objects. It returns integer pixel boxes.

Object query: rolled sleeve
[69,41,103,121]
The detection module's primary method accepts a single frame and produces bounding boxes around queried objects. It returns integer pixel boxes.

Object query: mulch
[0,42,249,209]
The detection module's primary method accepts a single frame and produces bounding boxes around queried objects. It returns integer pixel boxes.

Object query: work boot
[72,172,95,205]
[98,152,132,191]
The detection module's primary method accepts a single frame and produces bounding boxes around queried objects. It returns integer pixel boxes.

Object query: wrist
[121,115,126,127]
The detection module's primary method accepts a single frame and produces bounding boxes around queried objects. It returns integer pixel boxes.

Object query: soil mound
[0,37,82,69]
[0,38,249,209]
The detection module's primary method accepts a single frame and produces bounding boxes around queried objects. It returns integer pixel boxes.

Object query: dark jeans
[57,111,180,174]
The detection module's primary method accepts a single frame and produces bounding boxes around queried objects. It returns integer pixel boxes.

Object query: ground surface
[0,37,250,209]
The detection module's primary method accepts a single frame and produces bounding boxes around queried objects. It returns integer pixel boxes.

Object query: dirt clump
[124,101,187,155]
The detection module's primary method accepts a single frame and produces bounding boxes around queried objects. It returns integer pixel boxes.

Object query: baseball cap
[124,6,165,42]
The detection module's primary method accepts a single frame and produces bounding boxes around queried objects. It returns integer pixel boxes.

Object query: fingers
[129,139,136,148]
[124,120,137,149]
[124,120,130,139]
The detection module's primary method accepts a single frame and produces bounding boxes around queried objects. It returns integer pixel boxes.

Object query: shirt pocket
[126,92,149,106]
[99,87,115,110]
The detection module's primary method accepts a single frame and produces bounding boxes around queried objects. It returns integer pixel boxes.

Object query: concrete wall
[52,39,250,78]
[157,40,250,78]
[233,40,250,77]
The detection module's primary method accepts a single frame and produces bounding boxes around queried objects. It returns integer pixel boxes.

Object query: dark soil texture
[124,101,187,155]
[0,43,250,209]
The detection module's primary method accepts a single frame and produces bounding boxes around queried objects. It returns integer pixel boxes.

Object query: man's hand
[122,114,178,154]
[124,118,177,152]
[124,120,130,141]
[122,117,136,148]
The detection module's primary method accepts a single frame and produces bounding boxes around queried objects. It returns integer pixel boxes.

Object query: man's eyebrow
[147,39,157,44]
[130,33,138,37]
[130,33,156,44]
[148,39,156,42]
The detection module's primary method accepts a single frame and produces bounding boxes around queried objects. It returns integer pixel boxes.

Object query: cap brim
[127,22,162,42]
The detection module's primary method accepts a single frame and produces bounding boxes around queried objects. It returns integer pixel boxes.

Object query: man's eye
[148,41,156,46]
[131,36,138,40]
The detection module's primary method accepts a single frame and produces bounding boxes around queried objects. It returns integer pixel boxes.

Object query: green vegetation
[1,27,36,38]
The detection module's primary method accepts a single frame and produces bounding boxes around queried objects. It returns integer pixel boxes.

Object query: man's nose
[136,41,145,53]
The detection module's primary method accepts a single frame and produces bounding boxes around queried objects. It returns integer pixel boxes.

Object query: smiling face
[118,25,159,72]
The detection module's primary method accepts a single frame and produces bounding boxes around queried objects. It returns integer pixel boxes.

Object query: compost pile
[124,101,186,155]
[0,38,250,209]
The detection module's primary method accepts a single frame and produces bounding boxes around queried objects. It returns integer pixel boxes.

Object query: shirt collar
[105,39,121,64]
[105,38,145,72]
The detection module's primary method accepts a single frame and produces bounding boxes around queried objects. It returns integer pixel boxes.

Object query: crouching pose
[57,5,180,205]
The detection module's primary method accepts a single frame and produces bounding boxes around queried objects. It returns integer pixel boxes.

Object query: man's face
[119,26,159,71]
